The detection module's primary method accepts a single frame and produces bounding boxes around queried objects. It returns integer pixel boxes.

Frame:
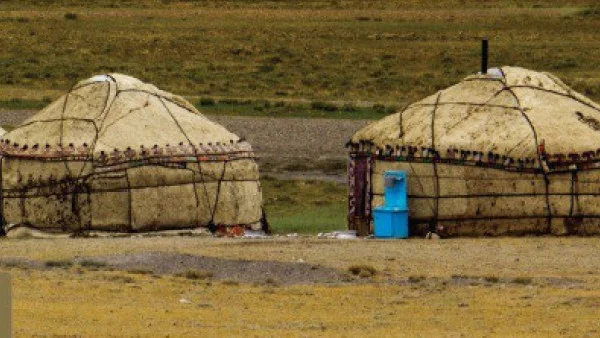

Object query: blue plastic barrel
[373,207,408,238]
[373,170,409,239]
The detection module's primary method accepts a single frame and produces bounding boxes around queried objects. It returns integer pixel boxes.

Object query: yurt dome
[349,66,600,237]
[1,74,264,234]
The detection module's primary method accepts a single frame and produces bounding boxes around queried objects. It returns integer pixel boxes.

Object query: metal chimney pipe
[481,39,488,75]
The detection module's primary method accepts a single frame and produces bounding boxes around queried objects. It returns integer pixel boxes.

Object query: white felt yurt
[1,74,265,235]
[349,67,600,237]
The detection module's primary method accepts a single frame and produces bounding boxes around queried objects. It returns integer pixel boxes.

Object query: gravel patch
[76,252,349,285]
[212,115,370,178]
[0,110,35,126]
[0,257,44,269]
[211,115,370,160]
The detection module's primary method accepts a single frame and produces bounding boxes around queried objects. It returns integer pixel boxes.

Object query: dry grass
[1,1,600,108]
[1,236,600,336]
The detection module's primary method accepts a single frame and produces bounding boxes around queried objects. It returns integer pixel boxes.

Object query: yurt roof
[352,66,600,160]
[2,74,239,155]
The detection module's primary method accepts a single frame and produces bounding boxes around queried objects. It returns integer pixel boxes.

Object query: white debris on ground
[242,230,360,240]
[242,230,269,239]
[317,230,357,239]
[4,225,70,239]
[425,232,441,240]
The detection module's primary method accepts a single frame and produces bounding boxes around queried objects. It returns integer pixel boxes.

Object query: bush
[451,274,469,279]
[258,64,274,72]
[177,269,213,280]
[311,101,338,112]
[348,264,377,278]
[127,268,153,275]
[64,13,78,20]
[385,106,397,114]
[45,260,73,268]
[198,97,215,106]
[221,279,240,286]
[408,275,426,283]
[373,103,387,114]
[512,277,533,285]
[0,260,21,268]
[484,276,500,283]
[342,103,358,112]
[104,275,135,283]
[578,8,600,17]
[219,98,241,105]
[264,277,280,286]
[79,260,107,269]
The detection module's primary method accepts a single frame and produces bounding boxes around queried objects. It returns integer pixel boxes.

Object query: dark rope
[209,161,228,224]
[17,117,98,129]
[117,88,202,116]
[124,170,133,231]
[397,103,410,139]
[569,170,578,217]
[501,85,553,231]
[430,92,442,232]
[59,87,74,177]
[509,85,600,115]
[157,97,210,226]
[411,102,521,111]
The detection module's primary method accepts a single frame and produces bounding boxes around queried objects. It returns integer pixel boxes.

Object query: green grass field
[261,177,347,234]
[194,99,393,119]
[2,0,600,115]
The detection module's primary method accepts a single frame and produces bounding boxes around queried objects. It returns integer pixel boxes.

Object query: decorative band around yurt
[347,145,600,175]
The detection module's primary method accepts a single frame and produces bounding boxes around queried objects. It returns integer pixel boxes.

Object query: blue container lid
[374,206,408,212]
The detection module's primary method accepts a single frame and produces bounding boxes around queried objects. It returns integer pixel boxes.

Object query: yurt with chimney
[349,66,600,237]
[0,74,265,235]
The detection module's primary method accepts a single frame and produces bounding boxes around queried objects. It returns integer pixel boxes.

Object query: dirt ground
[1,236,599,337]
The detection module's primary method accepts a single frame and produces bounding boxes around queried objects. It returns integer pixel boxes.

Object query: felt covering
[349,67,600,236]
[1,74,263,233]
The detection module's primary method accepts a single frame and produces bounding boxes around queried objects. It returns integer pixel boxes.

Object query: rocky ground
[0,109,35,126]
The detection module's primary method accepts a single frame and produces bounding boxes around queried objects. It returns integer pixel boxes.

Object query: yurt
[0,74,265,235]
[349,66,600,237]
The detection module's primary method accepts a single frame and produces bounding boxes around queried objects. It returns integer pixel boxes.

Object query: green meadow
[261,177,347,234]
